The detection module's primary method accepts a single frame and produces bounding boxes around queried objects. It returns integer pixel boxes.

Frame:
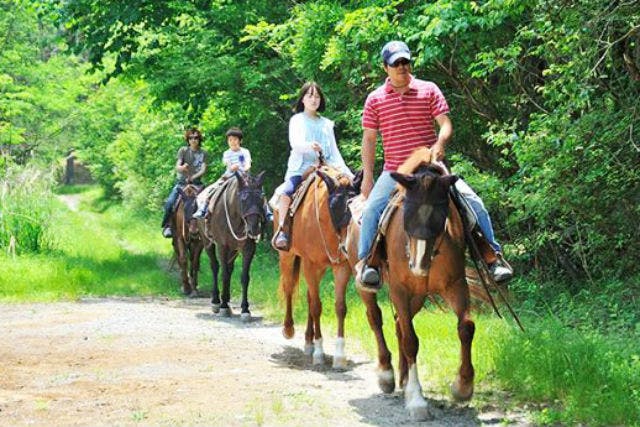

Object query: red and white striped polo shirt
[362,76,450,171]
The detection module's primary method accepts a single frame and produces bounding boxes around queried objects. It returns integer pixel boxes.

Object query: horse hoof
[377,369,395,394]
[312,353,324,365]
[240,312,251,322]
[332,356,347,369]
[407,400,431,421]
[450,378,474,401]
[189,290,199,298]
[282,325,294,339]
[211,303,220,314]
[219,307,231,317]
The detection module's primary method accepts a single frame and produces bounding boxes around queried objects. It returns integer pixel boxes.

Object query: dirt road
[0,298,531,426]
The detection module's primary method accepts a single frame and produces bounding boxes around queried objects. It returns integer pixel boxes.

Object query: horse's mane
[396,147,446,176]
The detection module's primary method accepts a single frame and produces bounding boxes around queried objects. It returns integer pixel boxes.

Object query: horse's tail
[278,254,301,299]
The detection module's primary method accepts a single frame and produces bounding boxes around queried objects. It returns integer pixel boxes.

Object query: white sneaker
[162,227,173,238]
[489,254,513,282]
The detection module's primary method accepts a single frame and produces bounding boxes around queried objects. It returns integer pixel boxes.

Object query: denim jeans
[357,172,397,260]
[161,184,181,227]
[357,171,502,260]
[453,179,502,253]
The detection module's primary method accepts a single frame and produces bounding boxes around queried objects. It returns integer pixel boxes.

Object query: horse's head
[317,168,357,233]
[178,184,201,236]
[390,164,458,277]
[235,170,266,240]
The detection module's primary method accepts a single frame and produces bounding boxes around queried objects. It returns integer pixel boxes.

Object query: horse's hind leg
[279,253,299,339]
[358,290,395,393]
[331,263,350,369]
[442,279,475,401]
[239,241,256,322]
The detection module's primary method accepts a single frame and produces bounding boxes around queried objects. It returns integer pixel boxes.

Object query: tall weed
[0,165,56,254]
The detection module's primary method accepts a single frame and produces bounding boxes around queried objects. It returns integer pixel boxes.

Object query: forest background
[1,1,639,425]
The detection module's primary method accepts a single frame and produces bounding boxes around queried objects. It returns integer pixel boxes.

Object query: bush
[0,165,56,254]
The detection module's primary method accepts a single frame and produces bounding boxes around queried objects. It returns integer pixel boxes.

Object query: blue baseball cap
[381,41,411,65]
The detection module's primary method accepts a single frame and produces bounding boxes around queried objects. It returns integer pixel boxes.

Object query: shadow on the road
[269,345,369,381]
[349,393,480,426]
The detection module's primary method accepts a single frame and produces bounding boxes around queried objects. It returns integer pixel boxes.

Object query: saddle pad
[208,178,235,212]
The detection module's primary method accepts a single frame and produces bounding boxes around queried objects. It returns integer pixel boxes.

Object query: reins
[223,185,250,241]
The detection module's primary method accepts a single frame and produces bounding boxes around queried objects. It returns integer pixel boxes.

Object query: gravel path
[0,298,531,426]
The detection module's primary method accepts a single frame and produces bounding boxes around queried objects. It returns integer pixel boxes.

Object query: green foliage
[495,318,640,426]
[0,164,56,254]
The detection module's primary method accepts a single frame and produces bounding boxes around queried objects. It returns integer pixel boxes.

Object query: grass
[1,184,638,426]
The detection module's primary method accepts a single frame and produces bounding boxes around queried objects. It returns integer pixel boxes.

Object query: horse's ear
[390,171,416,189]
[255,170,266,187]
[234,170,246,188]
[317,170,336,193]
[441,174,459,188]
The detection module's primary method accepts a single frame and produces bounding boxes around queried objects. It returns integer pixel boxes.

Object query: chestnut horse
[203,171,266,320]
[171,184,204,297]
[275,166,355,368]
[346,163,473,421]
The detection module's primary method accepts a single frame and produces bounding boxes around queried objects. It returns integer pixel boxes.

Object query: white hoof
[312,338,324,365]
[332,337,346,369]
[211,303,220,313]
[332,356,347,369]
[240,312,251,322]
[406,397,430,421]
[304,343,314,356]
[219,307,231,317]
[377,369,395,394]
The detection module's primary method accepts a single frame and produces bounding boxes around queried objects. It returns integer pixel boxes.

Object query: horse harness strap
[313,175,344,264]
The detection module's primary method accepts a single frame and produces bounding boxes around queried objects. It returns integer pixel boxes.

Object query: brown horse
[346,163,474,421]
[275,166,356,368]
[171,184,204,297]
[203,171,266,320]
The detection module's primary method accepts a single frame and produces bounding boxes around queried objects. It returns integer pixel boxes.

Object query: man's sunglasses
[388,59,411,68]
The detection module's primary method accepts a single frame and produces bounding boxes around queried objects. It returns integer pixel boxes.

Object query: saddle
[172,183,204,211]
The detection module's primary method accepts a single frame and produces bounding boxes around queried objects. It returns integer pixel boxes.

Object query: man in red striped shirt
[355,41,513,292]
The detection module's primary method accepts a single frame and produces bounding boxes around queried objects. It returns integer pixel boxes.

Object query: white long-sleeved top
[285,112,353,180]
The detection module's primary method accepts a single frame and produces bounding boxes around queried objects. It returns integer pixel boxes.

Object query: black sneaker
[355,260,381,293]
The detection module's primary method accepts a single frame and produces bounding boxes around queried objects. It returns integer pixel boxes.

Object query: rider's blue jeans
[357,172,502,261]
[161,184,181,227]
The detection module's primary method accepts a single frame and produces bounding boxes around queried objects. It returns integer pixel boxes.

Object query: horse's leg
[392,291,430,421]
[301,259,326,365]
[396,296,427,390]
[188,243,203,298]
[330,263,350,369]
[238,241,256,322]
[304,301,314,356]
[176,238,191,295]
[206,243,221,312]
[358,290,395,393]
[279,253,300,339]
[219,245,236,317]
[441,278,475,401]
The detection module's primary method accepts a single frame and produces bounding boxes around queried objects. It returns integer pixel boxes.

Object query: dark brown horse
[203,171,266,321]
[346,163,474,421]
[171,184,204,297]
[275,166,356,368]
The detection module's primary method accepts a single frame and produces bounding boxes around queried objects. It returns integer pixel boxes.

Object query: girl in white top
[273,82,353,249]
